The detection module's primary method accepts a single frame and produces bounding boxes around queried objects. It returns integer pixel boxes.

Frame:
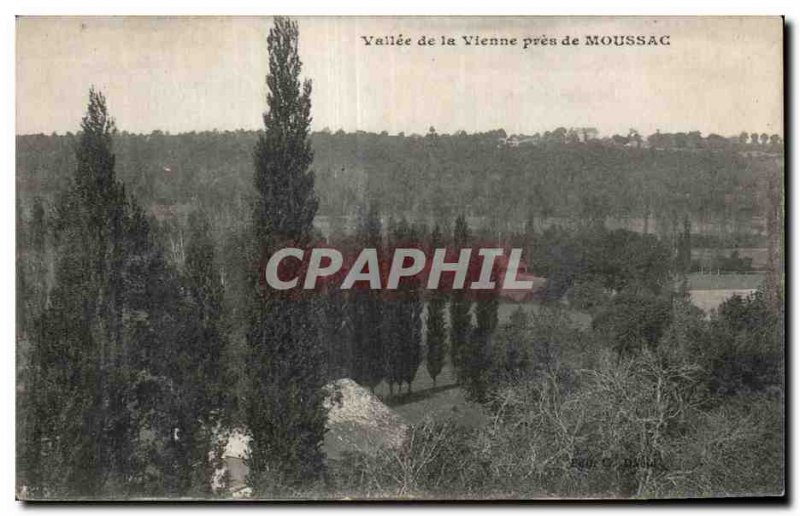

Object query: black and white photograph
[13,14,785,501]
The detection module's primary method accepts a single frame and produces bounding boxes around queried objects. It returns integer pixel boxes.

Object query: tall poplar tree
[350,205,385,391]
[23,89,136,497]
[245,17,326,491]
[384,219,423,394]
[400,222,424,392]
[167,211,229,495]
[465,301,498,404]
[383,217,405,395]
[677,213,692,295]
[425,225,447,387]
[449,214,473,383]
[465,239,499,403]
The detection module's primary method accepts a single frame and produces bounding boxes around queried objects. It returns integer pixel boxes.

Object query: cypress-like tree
[501,307,532,379]
[21,90,234,499]
[245,17,326,491]
[475,291,499,334]
[26,90,194,499]
[122,195,191,497]
[676,213,692,296]
[400,222,424,392]
[321,277,352,382]
[384,219,423,394]
[168,211,229,495]
[383,217,404,395]
[23,89,137,497]
[350,205,385,391]
[425,225,447,387]
[464,244,499,403]
[463,328,493,403]
[449,214,473,383]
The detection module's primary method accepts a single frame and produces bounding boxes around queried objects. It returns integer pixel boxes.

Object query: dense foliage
[16,124,780,250]
[243,17,327,491]
[18,90,231,498]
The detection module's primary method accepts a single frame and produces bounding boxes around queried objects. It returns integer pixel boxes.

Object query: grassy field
[371,300,590,428]
[691,248,769,269]
[498,301,592,328]
[378,299,589,397]
[376,362,489,428]
[371,281,769,425]
[686,272,765,290]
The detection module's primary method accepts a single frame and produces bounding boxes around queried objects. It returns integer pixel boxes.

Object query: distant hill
[16,130,780,242]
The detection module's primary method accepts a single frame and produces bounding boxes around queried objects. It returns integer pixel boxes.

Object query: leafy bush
[592,290,673,356]
[703,290,783,397]
[567,279,610,312]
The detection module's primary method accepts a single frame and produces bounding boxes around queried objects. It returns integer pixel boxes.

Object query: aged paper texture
[16,16,784,500]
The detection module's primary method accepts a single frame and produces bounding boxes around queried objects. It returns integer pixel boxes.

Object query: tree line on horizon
[17,117,781,253]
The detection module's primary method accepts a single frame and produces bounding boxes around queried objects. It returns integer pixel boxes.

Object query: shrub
[703,290,783,397]
[329,420,481,498]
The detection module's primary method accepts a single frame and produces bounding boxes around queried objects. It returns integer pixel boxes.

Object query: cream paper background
[17,16,782,138]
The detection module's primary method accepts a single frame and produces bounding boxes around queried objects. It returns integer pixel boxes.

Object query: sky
[16,16,783,137]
